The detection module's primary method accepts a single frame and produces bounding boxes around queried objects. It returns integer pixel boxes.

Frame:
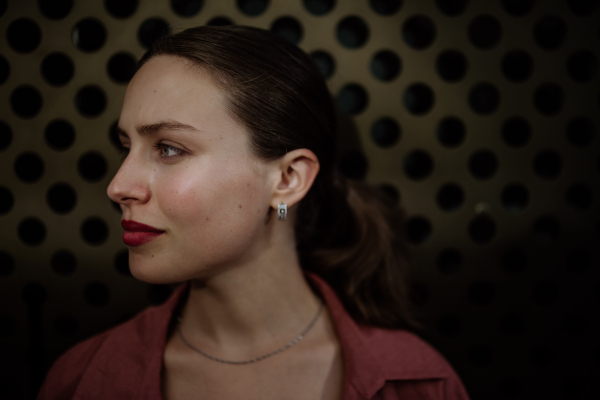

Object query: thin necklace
[176,302,324,365]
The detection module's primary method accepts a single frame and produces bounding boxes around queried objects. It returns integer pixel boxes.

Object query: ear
[270,148,320,209]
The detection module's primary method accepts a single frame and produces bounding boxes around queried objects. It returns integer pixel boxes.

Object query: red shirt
[38,273,470,399]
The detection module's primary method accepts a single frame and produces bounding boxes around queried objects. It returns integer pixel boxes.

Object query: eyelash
[116,143,185,161]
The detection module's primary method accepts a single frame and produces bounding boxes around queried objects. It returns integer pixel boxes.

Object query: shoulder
[360,326,470,399]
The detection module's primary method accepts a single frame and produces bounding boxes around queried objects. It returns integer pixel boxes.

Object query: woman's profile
[37,25,469,400]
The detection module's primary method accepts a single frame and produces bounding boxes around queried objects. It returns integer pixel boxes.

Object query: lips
[121,220,165,246]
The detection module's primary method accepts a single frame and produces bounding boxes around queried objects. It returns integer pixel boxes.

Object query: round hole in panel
[404,83,434,115]
[436,49,467,82]
[468,214,496,244]
[468,345,494,367]
[336,16,370,49]
[565,183,593,211]
[271,16,303,45]
[499,313,526,336]
[0,186,14,216]
[469,82,500,115]
[468,15,502,50]
[50,249,77,276]
[72,18,107,52]
[468,149,498,180]
[435,0,468,16]
[567,50,598,83]
[436,314,462,338]
[105,0,138,19]
[45,119,76,151]
[310,50,335,79]
[336,83,369,115]
[81,217,109,246]
[107,52,137,84]
[563,313,587,335]
[501,247,528,274]
[369,0,402,15]
[501,0,535,16]
[236,0,270,17]
[406,215,432,244]
[78,151,108,182]
[0,55,10,85]
[501,50,533,82]
[83,281,110,307]
[338,149,368,180]
[10,85,43,119]
[534,82,564,116]
[18,217,47,246]
[38,0,73,20]
[170,0,203,17]
[467,280,495,306]
[563,377,586,397]
[46,182,77,214]
[14,152,45,183]
[564,247,591,274]
[403,149,433,180]
[533,149,563,180]
[532,279,559,306]
[0,251,15,277]
[75,85,107,118]
[436,183,464,212]
[533,16,567,50]
[409,282,429,306]
[206,16,234,26]
[0,0,5,17]
[567,0,600,15]
[378,183,400,206]
[402,15,436,50]
[0,121,12,151]
[138,18,170,49]
[501,183,529,212]
[114,249,131,276]
[533,214,561,243]
[502,116,531,148]
[436,248,462,275]
[531,345,555,367]
[54,314,78,336]
[371,50,401,82]
[7,18,42,54]
[437,116,466,147]
[566,117,595,147]
[370,117,401,148]
[303,0,335,16]
[41,52,74,86]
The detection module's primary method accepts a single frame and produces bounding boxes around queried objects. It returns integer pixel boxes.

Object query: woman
[38,26,469,399]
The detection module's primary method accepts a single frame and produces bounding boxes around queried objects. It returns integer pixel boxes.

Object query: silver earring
[277,204,287,221]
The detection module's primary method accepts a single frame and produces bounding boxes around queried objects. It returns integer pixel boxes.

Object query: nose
[107,153,152,206]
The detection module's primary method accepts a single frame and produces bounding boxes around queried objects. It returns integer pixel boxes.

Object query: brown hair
[140,25,418,330]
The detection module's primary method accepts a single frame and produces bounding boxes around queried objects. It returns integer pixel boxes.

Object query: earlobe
[271,148,320,209]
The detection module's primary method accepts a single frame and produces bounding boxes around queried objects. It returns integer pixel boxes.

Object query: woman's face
[107,55,275,283]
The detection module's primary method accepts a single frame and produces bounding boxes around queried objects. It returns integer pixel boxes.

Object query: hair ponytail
[141,25,418,331]
[297,176,419,330]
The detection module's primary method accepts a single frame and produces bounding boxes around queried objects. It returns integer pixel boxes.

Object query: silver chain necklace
[176,302,323,365]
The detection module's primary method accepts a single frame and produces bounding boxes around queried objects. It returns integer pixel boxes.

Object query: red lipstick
[121,220,165,246]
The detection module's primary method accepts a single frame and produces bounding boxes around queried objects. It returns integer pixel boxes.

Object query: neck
[178,223,321,359]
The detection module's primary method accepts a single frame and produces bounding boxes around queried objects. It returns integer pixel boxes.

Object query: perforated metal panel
[1,1,599,399]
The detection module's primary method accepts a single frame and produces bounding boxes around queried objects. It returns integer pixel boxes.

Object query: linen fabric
[37,272,470,400]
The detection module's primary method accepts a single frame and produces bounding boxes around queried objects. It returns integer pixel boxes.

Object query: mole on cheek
[239,205,242,209]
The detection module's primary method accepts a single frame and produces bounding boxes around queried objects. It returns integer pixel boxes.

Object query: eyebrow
[116,120,200,138]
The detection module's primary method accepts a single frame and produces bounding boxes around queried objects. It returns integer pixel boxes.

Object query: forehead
[120,55,231,130]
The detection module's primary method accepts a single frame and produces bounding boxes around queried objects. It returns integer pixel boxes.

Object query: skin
[107,55,343,399]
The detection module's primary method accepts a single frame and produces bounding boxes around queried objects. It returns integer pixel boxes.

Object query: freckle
[206,217,209,220]
[239,205,242,209]
[151,254,154,258]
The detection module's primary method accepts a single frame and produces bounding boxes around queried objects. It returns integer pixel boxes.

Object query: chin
[128,252,186,284]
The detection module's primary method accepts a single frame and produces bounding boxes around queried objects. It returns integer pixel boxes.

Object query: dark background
[1,0,599,399]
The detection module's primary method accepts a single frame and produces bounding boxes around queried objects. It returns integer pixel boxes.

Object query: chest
[161,339,343,400]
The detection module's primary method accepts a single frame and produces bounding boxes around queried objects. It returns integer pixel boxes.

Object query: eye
[116,143,130,160]
[156,143,184,160]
